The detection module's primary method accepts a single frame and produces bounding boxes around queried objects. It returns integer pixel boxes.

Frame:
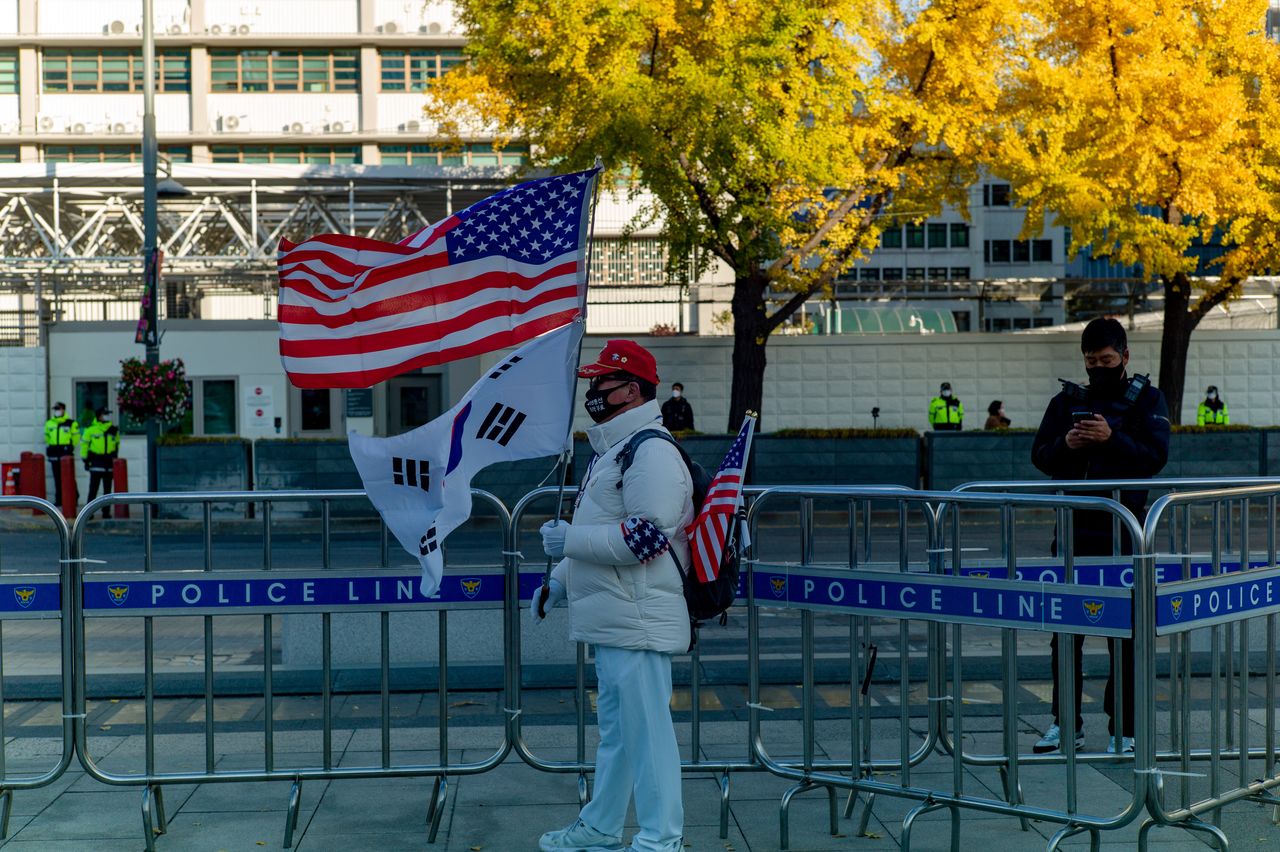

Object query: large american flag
[688,414,757,583]
[276,168,599,388]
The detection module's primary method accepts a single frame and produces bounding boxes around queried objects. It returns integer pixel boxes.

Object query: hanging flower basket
[117,357,192,424]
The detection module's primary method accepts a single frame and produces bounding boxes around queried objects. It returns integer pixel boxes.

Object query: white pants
[579,645,683,852]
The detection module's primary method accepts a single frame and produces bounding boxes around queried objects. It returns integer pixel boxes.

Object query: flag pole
[541,161,604,597]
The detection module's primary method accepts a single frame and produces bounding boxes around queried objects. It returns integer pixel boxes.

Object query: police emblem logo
[107,585,130,606]
[769,576,787,598]
[1082,599,1105,623]
[460,578,482,599]
[1170,595,1183,621]
[12,587,35,609]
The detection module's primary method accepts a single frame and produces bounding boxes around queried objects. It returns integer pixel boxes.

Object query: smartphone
[1071,410,1094,425]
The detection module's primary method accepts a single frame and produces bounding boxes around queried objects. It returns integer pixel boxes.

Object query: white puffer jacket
[550,400,693,653]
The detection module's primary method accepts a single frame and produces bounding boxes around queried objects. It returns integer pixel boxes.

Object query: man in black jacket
[660,382,695,432]
[1030,317,1170,755]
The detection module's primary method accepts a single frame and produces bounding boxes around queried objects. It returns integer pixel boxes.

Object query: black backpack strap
[616,429,693,481]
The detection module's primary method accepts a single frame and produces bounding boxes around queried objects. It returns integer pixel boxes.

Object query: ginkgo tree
[993,0,1280,422]
[427,0,1029,430]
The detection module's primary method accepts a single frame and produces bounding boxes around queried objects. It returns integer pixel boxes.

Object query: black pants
[88,467,113,518]
[1050,633,1135,736]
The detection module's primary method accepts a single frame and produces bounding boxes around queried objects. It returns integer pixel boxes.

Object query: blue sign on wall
[753,565,1131,636]
[1155,565,1280,634]
[0,579,61,618]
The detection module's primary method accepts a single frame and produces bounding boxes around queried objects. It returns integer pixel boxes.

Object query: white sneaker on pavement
[1033,723,1085,754]
[538,818,624,852]
[1106,736,1135,754]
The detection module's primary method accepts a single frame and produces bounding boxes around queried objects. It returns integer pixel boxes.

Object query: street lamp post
[141,0,159,495]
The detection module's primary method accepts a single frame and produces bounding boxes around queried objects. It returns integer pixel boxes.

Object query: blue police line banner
[83,570,508,617]
[0,578,61,618]
[951,555,1270,588]
[753,564,1132,637]
[1155,564,1280,635]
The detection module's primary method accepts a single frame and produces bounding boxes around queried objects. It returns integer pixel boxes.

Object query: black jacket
[660,396,695,432]
[1031,376,1170,556]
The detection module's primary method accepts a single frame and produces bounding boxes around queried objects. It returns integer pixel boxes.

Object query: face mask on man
[1208,391,1218,401]
[53,409,65,418]
[584,383,631,424]
[1086,363,1126,391]
[98,416,109,423]
[671,389,681,399]
[941,389,952,399]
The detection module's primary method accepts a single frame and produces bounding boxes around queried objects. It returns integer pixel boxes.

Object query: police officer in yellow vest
[80,407,120,520]
[928,382,964,431]
[43,401,79,507]
[1196,386,1229,426]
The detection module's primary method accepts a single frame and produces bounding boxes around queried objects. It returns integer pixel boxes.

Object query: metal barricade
[506,483,916,841]
[746,486,1154,850]
[70,489,511,851]
[1138,482,1280,849]
[0,496,74,837]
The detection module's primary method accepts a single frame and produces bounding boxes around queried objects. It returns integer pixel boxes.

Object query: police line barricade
[0,496,74,839]
[70,490,512,852]
[505,484,917,841]
[1138,483,1280,849]
[745,486,1154,851]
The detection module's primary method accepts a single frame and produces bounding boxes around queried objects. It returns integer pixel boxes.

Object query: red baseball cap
[577,339,659,385]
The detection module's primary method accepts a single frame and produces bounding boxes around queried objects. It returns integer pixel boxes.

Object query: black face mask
[1086,363,1126,393]
[584,385,629,424]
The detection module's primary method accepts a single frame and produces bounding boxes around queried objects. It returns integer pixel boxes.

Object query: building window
[905,224,925,249]
[880,226,903,249]
[43,145,191,163]
[300,389,332,432]
[1012,239,1031,263]
[209,145,361,164]
[42,49,190,93]
[927,224,948,249]
[882,267,903,281]
[588,238,673,286]
[164,378,238,437]
[905,267,926,281]
[0,51,17,94]
[209,49,358,93]
[1033,239,1053,262]
[986,239,1012,263]
[378,143,528,167]
[0,147,18,163]
[950,223,969,248]
[859,267,880,281]
[928,267,947,279]
[379,49,465,91]
[983,183,1012,207]
[950,267,971,280]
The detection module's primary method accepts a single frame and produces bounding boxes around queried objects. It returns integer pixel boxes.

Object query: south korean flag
[349,321,584,596]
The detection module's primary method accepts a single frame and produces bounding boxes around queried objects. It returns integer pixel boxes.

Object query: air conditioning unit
[419,23,442,34]
[106,20,126,35]
[209,23,223,34]
[287,121,305,134]
[69,121,89,134]
[37,114,64,133]
[166,23,183,34]
[326,120,352,133]
[236,23,251,34]
[106,121,139,134]
[379,21,400,33]
[401,120,421,133]
[217,114,248,132]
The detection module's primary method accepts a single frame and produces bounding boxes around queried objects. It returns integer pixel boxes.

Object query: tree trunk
[1157,272,1194,425]
[728,272,770,432]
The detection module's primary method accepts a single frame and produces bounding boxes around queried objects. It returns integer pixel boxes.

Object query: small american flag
[689,414,757,582]
[276,168,598,388]
[621,515,671,563]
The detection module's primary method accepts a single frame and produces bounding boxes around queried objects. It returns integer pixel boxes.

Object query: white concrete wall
[204,0,357,34]
[205,93,359,136]
[38,93,190,136]
[0,2,16,33]
[0,95,19,131]
[0,346,47,467]
[36,0,190,34]
[372,0,460,35]
[373,94,436,135]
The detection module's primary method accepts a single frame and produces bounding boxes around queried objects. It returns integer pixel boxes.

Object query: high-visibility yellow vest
[80,421,120,456]
[928,396,964,427]
[44,415,79,448]
[1196,402,1229,426]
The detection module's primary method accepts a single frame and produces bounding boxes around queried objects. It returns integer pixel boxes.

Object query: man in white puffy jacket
[532,339,693,852]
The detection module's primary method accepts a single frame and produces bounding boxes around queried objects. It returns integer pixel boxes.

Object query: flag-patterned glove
[621,516,671,563]
[540,520,569,559]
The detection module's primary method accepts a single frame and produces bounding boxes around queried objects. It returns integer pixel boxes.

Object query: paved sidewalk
[0,713,1274,851]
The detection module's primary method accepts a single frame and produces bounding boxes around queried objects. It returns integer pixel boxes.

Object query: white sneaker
[1033,723,1085,754]
[538,818,624,852]
[1106,736,1135,754]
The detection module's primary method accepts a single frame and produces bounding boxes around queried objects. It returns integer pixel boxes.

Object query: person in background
[1196,385,1229,426]
[984,400,1011,430]
[43,401,79,508]
[660,381,695,432]
[928,382,964,430]
[79,407,120,520]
